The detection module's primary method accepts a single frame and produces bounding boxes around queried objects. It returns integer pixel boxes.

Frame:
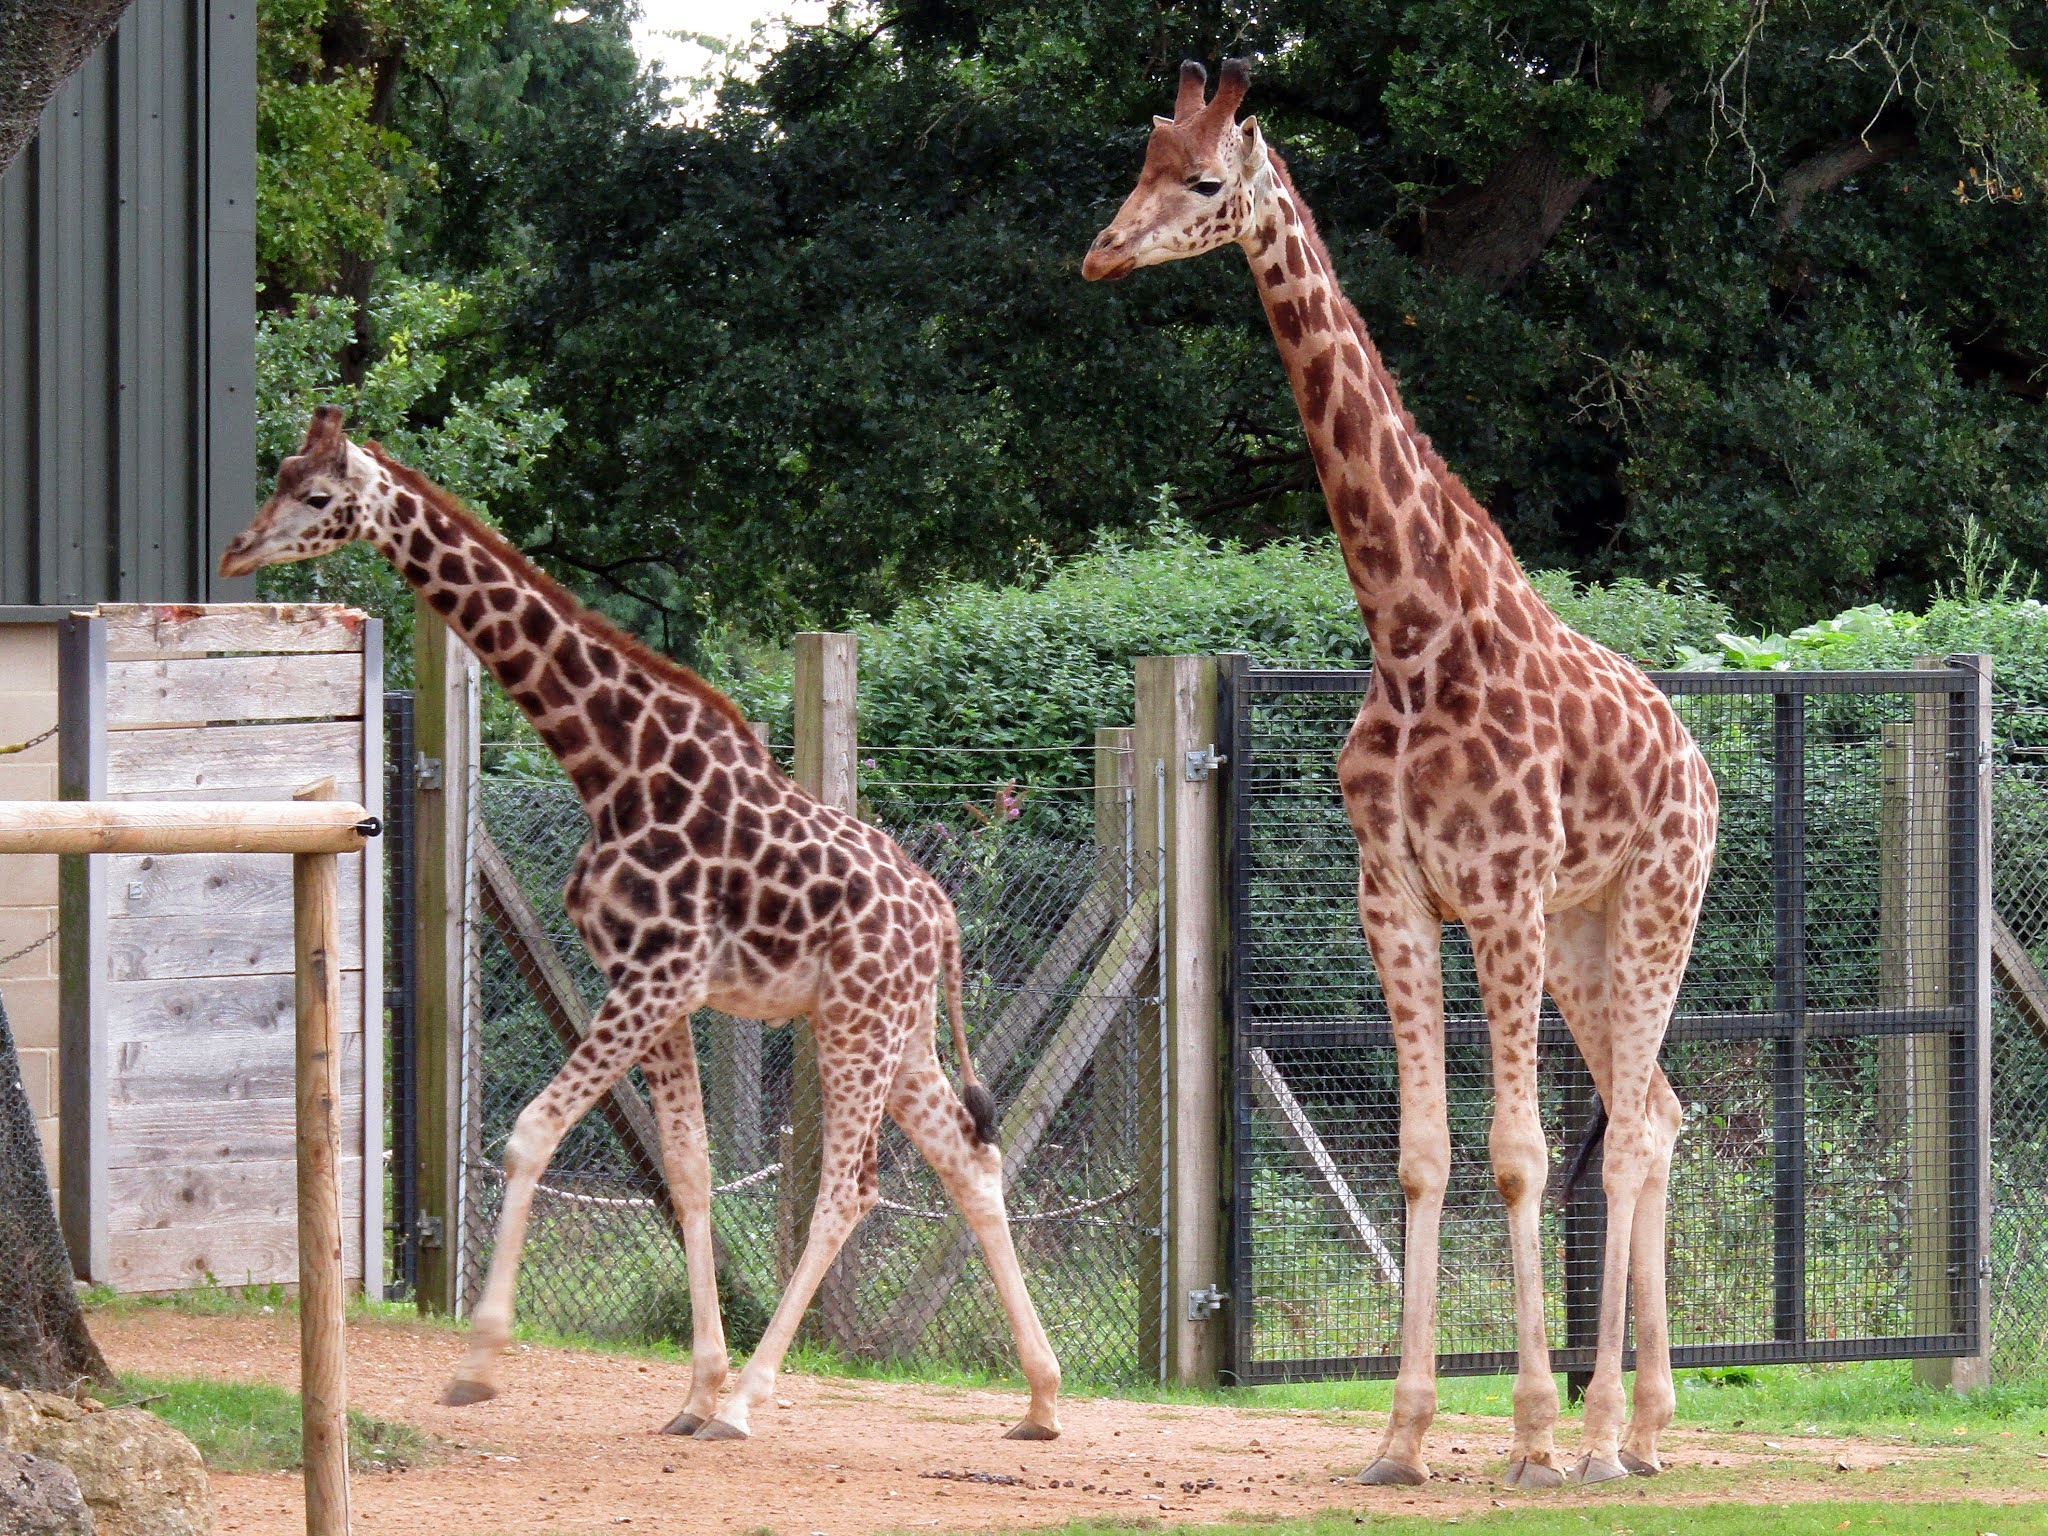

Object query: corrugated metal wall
[0,0,256,606]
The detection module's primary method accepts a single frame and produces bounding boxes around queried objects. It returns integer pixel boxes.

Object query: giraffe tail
[941,905,998,1146]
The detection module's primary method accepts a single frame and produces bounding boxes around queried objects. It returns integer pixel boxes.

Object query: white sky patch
[616,0,834,118]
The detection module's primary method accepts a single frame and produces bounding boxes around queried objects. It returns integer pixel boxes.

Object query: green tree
[404,0,2046,649]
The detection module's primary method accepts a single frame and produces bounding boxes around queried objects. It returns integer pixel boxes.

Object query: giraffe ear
[1152,114,1175,131]
[1237,116,1265,169]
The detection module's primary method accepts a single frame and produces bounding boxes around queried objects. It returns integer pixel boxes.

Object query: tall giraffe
[1084,63,1716,1488]
[221,407,1063,1442]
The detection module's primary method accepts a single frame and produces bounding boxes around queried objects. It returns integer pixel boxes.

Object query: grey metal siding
[0,0,256,605]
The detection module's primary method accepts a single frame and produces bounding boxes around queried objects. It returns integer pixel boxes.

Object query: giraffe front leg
[641,1028,731,1437]
[1357,896,1446,1486]
[443,994,649,1405]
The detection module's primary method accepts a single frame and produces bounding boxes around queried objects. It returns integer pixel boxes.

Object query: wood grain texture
[96,604,368,660]
[105,652,363,728]
[107,850,366,918]
[108,971,364,1044]
[107,1030,364,1110]
[105,1096,304,1167]
[104,721,365,796]
[105,1199,365,1292]
[107,910,357,981]
[108,1154,365,1232]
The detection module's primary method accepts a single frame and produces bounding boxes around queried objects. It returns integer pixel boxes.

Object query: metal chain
[0,928,55,971]
[0,724,56,758]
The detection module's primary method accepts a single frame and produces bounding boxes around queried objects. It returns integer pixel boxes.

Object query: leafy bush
[724,519,1735,781]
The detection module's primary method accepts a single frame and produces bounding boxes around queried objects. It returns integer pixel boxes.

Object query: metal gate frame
[1219,658,1990,1384]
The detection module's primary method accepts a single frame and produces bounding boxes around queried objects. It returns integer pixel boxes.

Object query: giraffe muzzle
[1082,231,1136,282]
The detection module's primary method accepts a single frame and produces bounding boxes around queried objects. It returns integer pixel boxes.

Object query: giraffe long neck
[1241,160,1548,676]
[368,459,771,808]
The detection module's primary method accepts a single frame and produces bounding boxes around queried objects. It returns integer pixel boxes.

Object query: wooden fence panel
[60,603,382,1293]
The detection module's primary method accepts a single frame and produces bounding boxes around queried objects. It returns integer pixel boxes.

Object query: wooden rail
[0,800,376,854]
[0,791,375,1536]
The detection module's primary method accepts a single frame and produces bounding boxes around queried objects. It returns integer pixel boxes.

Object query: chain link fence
[454,712,1166,1383]
[1990,703,2048,1374]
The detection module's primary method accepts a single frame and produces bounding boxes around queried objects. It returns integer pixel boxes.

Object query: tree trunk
[1416,133,1599,291]
[0,990,113,1394]
[0,0,138,176]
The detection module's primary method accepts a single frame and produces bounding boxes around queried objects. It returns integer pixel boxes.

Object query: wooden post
[1894,657,1992,1390]
[293,779,351,1536]
[781,634,858,1343]
[1134,656,1225,1386]
[412,598,478,1315]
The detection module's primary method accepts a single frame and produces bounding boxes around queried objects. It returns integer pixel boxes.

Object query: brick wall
[0,620,60,1189]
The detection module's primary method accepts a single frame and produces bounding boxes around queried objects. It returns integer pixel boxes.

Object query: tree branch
[1416,82,1675,292]
[0,0,137,174]
[1774,123,1917,231]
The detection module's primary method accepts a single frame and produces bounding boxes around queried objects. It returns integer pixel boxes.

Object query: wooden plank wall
[0,616,62,1191]
[60,604,381,1293]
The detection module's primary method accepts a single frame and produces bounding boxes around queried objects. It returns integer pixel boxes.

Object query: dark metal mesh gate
[1221,661,1989,1383]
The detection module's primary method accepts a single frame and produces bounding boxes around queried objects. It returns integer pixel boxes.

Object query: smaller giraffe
[221,407,1062,1442]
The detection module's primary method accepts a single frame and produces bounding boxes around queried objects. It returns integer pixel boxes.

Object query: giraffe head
[1081,59,1265,282]
[220,406,383,576]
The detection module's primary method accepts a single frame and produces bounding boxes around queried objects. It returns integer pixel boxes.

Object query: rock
[0,1447,93,1535]
[0,1390,211,1536]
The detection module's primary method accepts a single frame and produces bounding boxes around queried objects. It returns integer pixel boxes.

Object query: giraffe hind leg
[640,1025,732,1436]
[887,1040,1062,1437]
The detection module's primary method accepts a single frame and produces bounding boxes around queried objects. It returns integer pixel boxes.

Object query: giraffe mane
[364,443,758,738]
[1261,148,1510,545]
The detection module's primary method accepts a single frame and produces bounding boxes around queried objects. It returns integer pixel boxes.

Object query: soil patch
[88,1311,2046,1536]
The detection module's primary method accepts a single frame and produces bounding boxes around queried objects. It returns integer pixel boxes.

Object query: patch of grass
[116,1375,433,1475]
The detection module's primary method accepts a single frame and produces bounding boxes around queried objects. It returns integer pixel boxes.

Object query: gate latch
[1184,745,1227,782]
[416,1214,445,1250]
[415,751,444,791]
[1186,1284,1229,1320]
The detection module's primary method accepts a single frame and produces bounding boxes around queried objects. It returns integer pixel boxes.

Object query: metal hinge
[415,751,443,791]
[416,1214,445,1250]
[1186,1284,1229,1320]
[1184,744,1227,781]
[1979,1254,1994,1280]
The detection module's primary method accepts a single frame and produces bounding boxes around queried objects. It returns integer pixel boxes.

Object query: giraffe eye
[305,493,333,510]
[1189,177,1224,197]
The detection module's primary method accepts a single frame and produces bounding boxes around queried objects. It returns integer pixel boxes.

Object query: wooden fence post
[1886,656,1992,1390]
[293,778,351,1536]
[413,597,478,1316]
[1134,656,1225,1386]
[781,634,858,1342]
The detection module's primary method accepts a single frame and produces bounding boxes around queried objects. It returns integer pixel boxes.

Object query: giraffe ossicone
[1088,61,1717,1486]
[222,406,1061,1442]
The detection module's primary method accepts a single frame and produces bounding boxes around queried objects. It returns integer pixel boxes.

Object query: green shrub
[725,521,1734,781]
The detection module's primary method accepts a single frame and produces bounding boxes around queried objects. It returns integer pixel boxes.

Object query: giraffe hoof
[692,1418,748,1441]
[1004,1420,1060,1441]
[660,1411,704,1436]
[1357,1458,1427,1487]
[1619,1450,1661,1477]
[440,1378,497,1407]
[1501,1459,1563,1491]
[1570,1454,1629,1486]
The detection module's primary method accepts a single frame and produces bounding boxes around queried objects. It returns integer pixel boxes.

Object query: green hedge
[724,521,1734,789]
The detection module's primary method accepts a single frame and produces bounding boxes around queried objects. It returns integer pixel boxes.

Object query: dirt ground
[91,1311,2048,1536]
